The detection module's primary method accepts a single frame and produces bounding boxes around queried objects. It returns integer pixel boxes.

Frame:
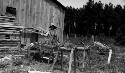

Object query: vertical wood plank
[34,0,38,28]
[37,0,40,28]
[25,0,28,27]
[47,1,50,27]
[44,0,48,30]
[42,0,45,29]
[29,0,33,27]
[38,0,43,43]
[45,1,48,30]
[32,0,36,28]
[0,0,3,15]
[2,0,7,14]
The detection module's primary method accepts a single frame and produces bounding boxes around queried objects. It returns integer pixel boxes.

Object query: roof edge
[51,0,66,10]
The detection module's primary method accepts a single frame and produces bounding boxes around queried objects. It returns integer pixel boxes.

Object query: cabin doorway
[30,30,39,43]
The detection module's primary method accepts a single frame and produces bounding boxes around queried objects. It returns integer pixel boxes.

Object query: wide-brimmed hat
[49,23,57,30]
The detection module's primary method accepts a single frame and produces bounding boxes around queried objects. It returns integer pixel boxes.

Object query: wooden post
[61,50,63,70]
[83,49,85,68]
[75,34,76,39]
[74,48,76,73]
[67,34,69,40]
[108,49,112,64]
[68,48,74,73]
[92,35,94,43]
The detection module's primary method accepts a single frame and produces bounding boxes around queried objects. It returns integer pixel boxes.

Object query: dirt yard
[0,36,125,73]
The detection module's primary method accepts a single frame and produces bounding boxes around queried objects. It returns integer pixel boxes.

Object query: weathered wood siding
[0,0,65,48]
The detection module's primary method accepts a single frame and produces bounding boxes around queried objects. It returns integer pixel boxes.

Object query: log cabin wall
[0,0,65,48]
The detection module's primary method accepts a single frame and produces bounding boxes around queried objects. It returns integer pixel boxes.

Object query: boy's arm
[40,31,50,36]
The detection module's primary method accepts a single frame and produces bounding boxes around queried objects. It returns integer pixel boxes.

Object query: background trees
[64,0,124,38]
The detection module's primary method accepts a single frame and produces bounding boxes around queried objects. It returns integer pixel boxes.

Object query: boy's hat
[49,23,57,30]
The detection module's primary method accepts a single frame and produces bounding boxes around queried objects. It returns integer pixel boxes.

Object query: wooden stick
[50,53,58,72]
[108,49,112,64]
[68,48,74,73]
[50,46,60,72]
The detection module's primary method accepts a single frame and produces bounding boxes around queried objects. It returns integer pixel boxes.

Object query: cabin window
[5,35,10,39]
[6,6,16,17]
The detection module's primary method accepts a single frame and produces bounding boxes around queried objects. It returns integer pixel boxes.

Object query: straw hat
[49,23,57,30]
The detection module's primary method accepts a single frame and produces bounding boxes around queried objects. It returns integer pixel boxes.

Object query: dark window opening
[5,35,10,39]
[6,6,16,17]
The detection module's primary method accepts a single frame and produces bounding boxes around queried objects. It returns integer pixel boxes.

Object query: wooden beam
[0,46,17,50]
[0,32,20,35]
[0,16,15,18]
[0,39,20,42]
[0,44,18,46]
[0,16,8,18]
[0,25,24,28]
[60,46,90,51]
[0,28,21,30]
[0,30,19,32]
[0,17,16,21]
[0,23,14,26]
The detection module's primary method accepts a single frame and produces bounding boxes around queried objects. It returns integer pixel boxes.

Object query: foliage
[64,0,125,45]
[12,58,23,66]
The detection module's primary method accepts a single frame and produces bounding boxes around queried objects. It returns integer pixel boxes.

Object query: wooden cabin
[0,0,65,49]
